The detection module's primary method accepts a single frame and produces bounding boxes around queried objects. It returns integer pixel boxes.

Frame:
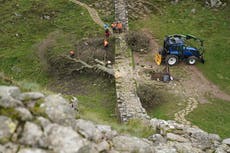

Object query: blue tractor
[155,34,205,66]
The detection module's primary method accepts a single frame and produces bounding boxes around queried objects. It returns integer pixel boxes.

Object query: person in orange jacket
[111,22,117,33]
[104,39,109,48]
[117,22,123,33]
[69,50,75,58]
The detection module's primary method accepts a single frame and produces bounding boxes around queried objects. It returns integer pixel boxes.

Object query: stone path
[70,0,108,29]
[174,97,198,126]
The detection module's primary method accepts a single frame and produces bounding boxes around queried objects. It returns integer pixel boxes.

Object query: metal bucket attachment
[154,53,162,65]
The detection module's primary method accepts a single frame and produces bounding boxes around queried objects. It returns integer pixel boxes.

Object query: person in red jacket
[105,29,110,38]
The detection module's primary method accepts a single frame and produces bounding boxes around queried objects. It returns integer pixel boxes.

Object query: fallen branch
[60,55,114,76]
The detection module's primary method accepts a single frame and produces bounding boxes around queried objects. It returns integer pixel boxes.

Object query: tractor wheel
[187,56,197,65]
[165,55,178,66]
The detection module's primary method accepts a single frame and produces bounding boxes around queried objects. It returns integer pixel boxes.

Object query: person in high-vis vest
[117,22,123,33]
[104,39,109,48]
[69,50,75,58]
[111,22,117,33]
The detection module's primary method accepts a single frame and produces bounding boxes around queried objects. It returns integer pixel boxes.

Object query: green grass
[146,91,186,120]
[0,0,102,86]
[130,1,230,137]
[75,76,154,138]
[0,0,156,138]
[130,1,230,94]
[187,98,230,138]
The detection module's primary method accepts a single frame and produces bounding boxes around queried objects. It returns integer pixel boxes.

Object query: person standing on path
[111,22,117,33]
[117,22,123,33]
[105,29,110,38]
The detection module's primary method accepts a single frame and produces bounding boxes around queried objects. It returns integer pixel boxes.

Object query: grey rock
[0,86,20,98]
[40,94,76,123]
[95,140,110,152]
[174,142,204,153]
[44,123,87,153]
[36,116,51,129]
[0,86,23,108]
[15,107,33,121]
[73,119,103,143]
[18,148,48,153]
[191,8,196,14]
[0,142,18,153]
[148,134,166,144]
[0,96,23,108]
[150,118,160,131]
[19,122,45,147]
[19,92,44,101]
[96,124,118,139]
[78,141,110,153]
[209,134,221,142]
[112,135,154,153]
[189,130,214,150]
[210,0,223,7]
[185,127,204,135]
[76,144,98,153]
[167,133,188,142]
[154,145,177,153]
[0,116,17,142]
[223,138,230,145]
[215,144,230,153]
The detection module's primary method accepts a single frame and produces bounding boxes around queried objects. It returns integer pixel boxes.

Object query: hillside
[1,0,230,152]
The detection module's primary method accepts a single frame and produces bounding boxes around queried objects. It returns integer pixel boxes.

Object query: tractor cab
[155,34,205,66]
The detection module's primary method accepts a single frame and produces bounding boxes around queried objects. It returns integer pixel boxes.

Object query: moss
[29,99,48,118]
[0,107,20,120]
[114,119,155,138]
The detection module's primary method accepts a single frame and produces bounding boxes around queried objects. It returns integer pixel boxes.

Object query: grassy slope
[0,0,102,88]
[187,98,230,138]
[130,1,230,138]
[0,0,153,138]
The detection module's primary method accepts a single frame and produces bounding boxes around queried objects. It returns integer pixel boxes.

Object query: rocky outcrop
[0,85,229,153]
[0,116,17,143]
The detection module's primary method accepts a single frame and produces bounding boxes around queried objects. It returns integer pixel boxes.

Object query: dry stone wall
[114,0,149,122]
[114,0,128,31]
[114,34,150,122]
